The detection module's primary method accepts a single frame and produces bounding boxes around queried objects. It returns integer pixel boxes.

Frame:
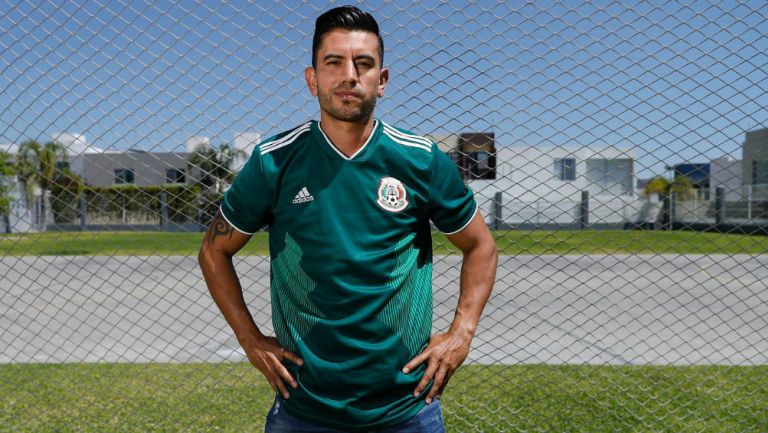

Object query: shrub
[51,184,203,225]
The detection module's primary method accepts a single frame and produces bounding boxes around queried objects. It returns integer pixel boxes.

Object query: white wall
[742,127,768,187]
[186,136,210,153]
[232,132,262,173]
[426,134,459,153]
[0,178,41,233]
[709,156,741,201]
[467,146,638,225]
[52,132,104,155]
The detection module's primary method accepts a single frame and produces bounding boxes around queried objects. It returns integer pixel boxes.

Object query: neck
[319,114,375,157]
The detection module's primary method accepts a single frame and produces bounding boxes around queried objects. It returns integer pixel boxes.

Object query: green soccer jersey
[220,119,476,430]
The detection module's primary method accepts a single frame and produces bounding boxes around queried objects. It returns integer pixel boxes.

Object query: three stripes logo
[292,187,314,204]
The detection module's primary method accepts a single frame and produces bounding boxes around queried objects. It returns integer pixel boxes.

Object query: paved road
[1,255,767,365]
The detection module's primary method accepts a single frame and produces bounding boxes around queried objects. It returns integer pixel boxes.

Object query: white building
[1,143,42,233]
[70,151,190,187]
[186,136,210,153]
[52,132,105,155]
[473,146,636,226]
[428,133,637,227]
[742,127,768,200]
[232,132,262,172]
[709,156,741,201]
[428,133,460,153]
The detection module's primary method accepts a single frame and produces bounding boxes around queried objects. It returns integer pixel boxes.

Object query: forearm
[405,232,497,401]
[198,248,263,346]
[449,240,498,339]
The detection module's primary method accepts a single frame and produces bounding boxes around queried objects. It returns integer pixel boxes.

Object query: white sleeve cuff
[441,203,478,235]
[218,204,255,235]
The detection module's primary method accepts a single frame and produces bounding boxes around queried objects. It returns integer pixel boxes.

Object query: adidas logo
[292,187,314,204]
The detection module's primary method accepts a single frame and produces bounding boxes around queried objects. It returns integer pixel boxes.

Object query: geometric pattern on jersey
[270,233,325,352]
[376,233,433,358]
[219,119,478,430]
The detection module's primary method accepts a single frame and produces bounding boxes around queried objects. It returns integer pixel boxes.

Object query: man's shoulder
[257,121,314,157]
[378,120,435,156]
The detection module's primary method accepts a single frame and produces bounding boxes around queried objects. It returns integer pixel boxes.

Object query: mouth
[334,91,361,101]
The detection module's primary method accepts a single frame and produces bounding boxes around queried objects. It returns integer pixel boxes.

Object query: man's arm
[402,211,498,404]
[198,210,303,399]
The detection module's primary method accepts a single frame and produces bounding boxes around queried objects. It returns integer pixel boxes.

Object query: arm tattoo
[208,210,234,246]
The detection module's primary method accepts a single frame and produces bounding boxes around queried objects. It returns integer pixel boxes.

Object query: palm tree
[187,143,246,194]
[643,175,695,201]
[217,143,243,184]
[16,140,68,228]
[670,175,695,201]
[643,176,670,197]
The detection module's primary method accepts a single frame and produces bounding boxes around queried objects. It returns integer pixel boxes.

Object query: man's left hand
[402,330,471,404]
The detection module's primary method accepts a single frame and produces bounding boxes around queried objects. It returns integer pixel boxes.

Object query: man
[198,6,497,432]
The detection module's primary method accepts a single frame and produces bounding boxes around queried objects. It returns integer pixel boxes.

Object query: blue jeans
[264,397,446,433]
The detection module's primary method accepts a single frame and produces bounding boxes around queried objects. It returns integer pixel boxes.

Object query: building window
[585,158,633,196]
[753,160,768,185]
[114,168,135,184]
[554,158,576,181]
[450,132,496,181]
[166,168,186,184]
[449,151,496,180]
[467,151,496,179]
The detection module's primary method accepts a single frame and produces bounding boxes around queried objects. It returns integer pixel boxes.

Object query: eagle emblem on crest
[376,177,408,212]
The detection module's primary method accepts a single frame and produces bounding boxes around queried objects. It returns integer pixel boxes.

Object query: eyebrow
[322,53,376,63]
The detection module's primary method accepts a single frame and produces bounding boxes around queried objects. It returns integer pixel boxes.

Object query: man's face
[305,29,388,124]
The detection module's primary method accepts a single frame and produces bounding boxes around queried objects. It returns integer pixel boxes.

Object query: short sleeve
[220,151,273,234]
[428,147,478,234]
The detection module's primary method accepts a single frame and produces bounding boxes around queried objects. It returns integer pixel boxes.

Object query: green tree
[669,175,695,201]
[49,166,85,224]
[187,143,245,194]
[643,175,696,201]
[16,140,68,227]
[643,176,670,197]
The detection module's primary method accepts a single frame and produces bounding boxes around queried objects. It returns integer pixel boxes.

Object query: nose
[340,59,358,85]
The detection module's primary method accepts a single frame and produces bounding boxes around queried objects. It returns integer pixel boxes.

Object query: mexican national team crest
[377,177,408,212]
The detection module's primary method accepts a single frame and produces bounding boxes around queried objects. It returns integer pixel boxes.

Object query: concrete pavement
[1,254,766,365]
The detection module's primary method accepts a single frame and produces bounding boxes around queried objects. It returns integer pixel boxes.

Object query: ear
[377,67,389,97]
[305,67,318,97]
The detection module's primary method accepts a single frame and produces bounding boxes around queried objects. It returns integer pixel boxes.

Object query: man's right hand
[198,211,304,399]
[242,335,303,399]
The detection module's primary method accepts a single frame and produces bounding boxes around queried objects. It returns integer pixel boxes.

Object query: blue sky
[1,0,766,178]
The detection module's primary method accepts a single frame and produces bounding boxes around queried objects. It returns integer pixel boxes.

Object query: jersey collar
[313,119,381,161]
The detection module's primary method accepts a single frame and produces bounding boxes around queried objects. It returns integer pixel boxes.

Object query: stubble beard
[318,87,378,124]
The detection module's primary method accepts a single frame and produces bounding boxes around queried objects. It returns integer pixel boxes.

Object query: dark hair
[312,6,384,68]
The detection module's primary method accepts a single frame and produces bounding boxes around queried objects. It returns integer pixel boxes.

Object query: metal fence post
[493,191,502,230]
[79,193,87,228]
[661,192,673,230]
[536,201,540,226]
[196,193,203,231]
[160,191,168,229]
[669,193,676,229]
[580,190,589,229]
[715,186,725,229]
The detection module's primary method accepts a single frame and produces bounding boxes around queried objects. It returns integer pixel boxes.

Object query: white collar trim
[317,120,378,160]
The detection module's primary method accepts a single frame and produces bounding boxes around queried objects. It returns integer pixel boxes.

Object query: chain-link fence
[2,1,768,432]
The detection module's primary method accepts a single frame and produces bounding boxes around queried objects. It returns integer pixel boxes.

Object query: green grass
[1,363,765,432]
[0,229,767,255]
